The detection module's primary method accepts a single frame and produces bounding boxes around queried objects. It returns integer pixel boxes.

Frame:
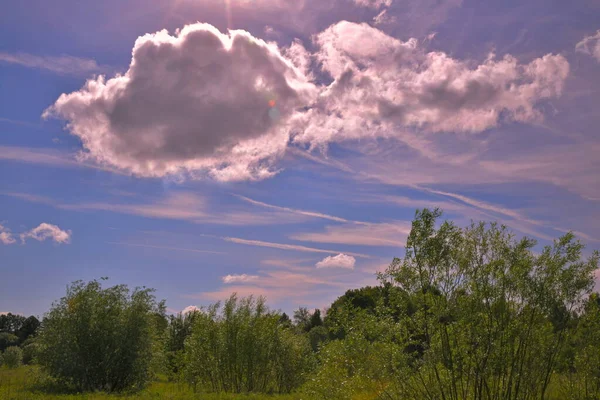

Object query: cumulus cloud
[44,23,316,181]
[222,274,260,283]
[182,305,200,314]
[20,223,71,244]
[292,21,569,147]
[316,253,356,269]
[576,30,600,62]
[0,224,16,245]
[45,22,569,182]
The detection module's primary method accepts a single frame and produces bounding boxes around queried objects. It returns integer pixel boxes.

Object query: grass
[0,366,568,400]
[0,366,307,400]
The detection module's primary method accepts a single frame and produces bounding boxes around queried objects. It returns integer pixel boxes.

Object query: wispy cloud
[3,191,306,226]
[190,269,351,303]
[290,222,410,247]
[576,30,600,62]
[0,145,121,174]
[234,194,349,223]
[0,52,106,75]
[108,242,224,255]
[0,117,41,128]
[222,236,371,258]
[222,274,260,283]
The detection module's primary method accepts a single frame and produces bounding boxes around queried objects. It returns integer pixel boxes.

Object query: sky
[1,0,599,318]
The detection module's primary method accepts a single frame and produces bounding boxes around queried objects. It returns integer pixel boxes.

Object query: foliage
[22,342,40,365]
[3,346,23,369]
[185,294,314,394]
[304,311,399,400]
[36,279,165,392]
[293,307,312,332]
[164,311,198,379]
[379,208,599,400]
[0,314,40,345]
[557,293,600,399]
[0,332,19,352]
[2,208,599,400]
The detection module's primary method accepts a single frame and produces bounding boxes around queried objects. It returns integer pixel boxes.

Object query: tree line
[1,208,599,399]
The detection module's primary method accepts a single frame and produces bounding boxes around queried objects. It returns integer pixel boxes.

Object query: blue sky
[1,0,599,317]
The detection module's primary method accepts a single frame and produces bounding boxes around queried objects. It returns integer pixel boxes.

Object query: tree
[0,313,40,347]
[3,346,23,369]
[379,208,598,400]
[279,312,292,328]
[0,313,25,334]
[293,307,312,332]
[309,309,323,329]
[558,293,600,399]
[37,279,165,392]
[16,316,40,343]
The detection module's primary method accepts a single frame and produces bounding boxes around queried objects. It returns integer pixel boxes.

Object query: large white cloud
[576,30,600,62]
[316,253,356,269]
[292,21,569,147]
[20,223,71,244]
[45,22,569,182]
[44,23,317,181]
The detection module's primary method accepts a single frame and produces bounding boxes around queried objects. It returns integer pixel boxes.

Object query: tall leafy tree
[379,208,598,400]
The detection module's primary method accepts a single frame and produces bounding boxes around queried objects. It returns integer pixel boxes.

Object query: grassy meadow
[0,366,308,400]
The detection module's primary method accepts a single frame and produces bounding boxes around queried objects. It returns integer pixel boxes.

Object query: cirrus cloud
[316,253,356,269]
[576,30,600,62]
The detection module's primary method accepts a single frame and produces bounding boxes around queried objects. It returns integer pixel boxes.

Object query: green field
[0,367,307,400]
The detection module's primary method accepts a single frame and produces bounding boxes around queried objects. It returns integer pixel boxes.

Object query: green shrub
[185,295,314,394]
[0,332,19,352]
[22,342,40,365]
[3,346,23,368]
[36,279,165,392]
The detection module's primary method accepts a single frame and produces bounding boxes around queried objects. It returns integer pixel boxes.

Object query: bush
[22,342,40,365]
[3,346,23,368]
[0,332,19,352]
[185,294,314,394]
[37,279,165,392]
